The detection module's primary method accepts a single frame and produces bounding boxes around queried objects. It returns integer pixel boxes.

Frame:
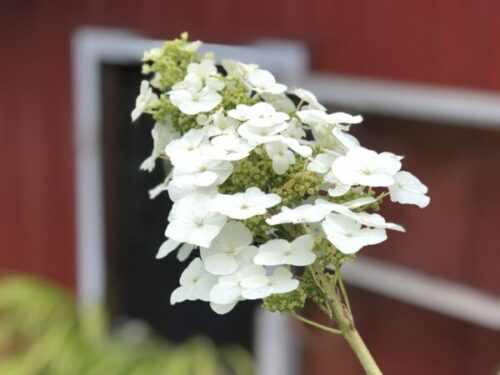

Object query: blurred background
[1,1,500,374]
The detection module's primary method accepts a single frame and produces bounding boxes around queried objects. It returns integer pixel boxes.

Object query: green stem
[291,311,342,335]
[314,266,383,375]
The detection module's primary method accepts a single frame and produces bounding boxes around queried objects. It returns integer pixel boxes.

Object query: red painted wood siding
[2,0,500,288]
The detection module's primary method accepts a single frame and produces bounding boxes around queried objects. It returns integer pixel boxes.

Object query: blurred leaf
[0,275,255,375]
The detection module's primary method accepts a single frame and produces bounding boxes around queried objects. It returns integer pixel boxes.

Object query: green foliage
[0,276,254,375]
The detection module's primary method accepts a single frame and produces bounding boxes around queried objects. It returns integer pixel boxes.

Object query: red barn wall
[1,0,499,291]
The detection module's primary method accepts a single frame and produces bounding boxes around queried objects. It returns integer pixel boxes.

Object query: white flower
[177,243,194,262]
[389,171,430,208]
[238,122,287,145]
[314,198,400,232]
[245,68,286,94]
[203,134,254,161]
[209,265,265,305]
[165,128,207,161]
[201,221,257,275]
[172,152,233,187]
[169,84,222,115]
[140,121,179,172]
[294,88,326,111]
[187,60,216,79]
[321,213,387,254]
[331,147,402,187]
[167,175,217,202]
[261,93,296,114]
[222,60,258,80]
[170,258,217,304]
[202,109,240,137]
[241,267,299,300]
[187,60,225,90]
[229,102,289,128]
[327,183,351,197]
[307,152,337,174]
[281,118,306,139]
[332,127,360,150]
[156,239,194,262]
[265,141,295,175]
[297,110,362,128]
[172,72,203,90]
[281,137,312,157]
[208,187,281,220]
[352,212,405,232]
[165,195,227,248]
[254,235,316,266]
[266,203,335,225]
[131,81,158,121]
[156,238,180,259]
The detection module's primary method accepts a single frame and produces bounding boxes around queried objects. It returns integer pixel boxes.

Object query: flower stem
[309,265,383,375]
[291,311,342,335]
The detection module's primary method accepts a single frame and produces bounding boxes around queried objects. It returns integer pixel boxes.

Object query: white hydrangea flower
[281,118,306,139]
[187,60,225,90]
[238,122,287,145]
[209,264,265,306]
[167,175,217,202]
[281,137,312,157]
[261,93,296,114]
[332,147,402,187]
[165,128,208,164]
[265,141,295,175]
[140,121,179,172]
[241,267,299,300]
[134,38,430,318]
[266,203,335,225]
[229,102,289,128]
[201,221,257,276]
[172,152,233,187]
[156,240,194,262]
[165,195,227,248]
[156,238,180,259]
[307,152,337,174]
[131,81,158,121]
[332,127,360,150]
[203,134,254,161]
[202,109,240,137]
[351,212,405,232]
[170,258,217,304]
[208,187,281,220]
[321,213,388,254]
[293,88,326,111]
[297,110,362,128]
[222,60,258,80]
[169,83,222,115]
[254,235,315,266]
[389,171,430,208]
[245,68,287,94]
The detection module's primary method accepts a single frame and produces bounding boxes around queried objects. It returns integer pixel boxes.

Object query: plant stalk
[313,266,383,375]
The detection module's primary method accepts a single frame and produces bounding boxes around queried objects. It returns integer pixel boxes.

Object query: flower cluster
[132,34,429,315]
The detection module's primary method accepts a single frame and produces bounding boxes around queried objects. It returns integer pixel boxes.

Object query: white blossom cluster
[132,36,430,315]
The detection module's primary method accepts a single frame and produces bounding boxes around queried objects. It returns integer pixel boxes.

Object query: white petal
[156,239,179,259]
[204,253,239,275]
[209,283,241,305]
[210,301,238,315]
[177,243,194,262]
[170,286,192,305]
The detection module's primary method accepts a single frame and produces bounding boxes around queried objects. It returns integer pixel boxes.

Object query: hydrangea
[132,34,430,319]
